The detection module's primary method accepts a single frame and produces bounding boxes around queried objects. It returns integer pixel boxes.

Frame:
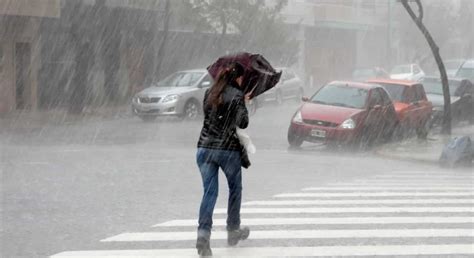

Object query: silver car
[260,67,304,105]
[131,69,212,121]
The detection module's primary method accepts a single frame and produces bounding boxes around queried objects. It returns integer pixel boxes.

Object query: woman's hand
[244,93,252,103]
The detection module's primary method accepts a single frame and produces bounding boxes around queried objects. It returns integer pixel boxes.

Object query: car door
[414,84,432,124]
[195,74,213,107]
[365,89,384,134]
[400,86,418,128]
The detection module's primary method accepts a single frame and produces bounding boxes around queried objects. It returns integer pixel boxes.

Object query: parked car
[444,59,466,77]
[260,67,304,105]
[422,76,473,125]
[287,81,398,148]
[425,59,465,77]
[455,59,474,82]
[367,79,433,138]
[131,69,212,121]
[390,64,425,81]
[351,67,389,82]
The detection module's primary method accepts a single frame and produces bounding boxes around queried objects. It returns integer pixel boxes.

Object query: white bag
[236,128,256,154]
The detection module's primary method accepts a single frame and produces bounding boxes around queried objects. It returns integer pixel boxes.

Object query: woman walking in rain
[195,62,250,256]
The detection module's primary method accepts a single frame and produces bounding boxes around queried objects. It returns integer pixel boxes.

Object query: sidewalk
[376,124,474,165]
[0,105,132,132]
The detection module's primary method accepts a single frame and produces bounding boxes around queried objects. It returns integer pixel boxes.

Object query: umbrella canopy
[207,52,282,99]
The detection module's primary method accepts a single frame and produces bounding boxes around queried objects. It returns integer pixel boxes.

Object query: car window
[414,85,425,101]
[456,68,474,80]
[378,83,405,102]
[155,72,204,87]
[368,89,383,107]
[379,88,393,105]
[402,87,415,103]
[422,79,443,95]
[200,74,213,88]
[310,83,368,109]
[391,65,410,74]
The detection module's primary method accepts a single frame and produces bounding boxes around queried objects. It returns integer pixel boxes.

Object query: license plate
[311,129,326,138]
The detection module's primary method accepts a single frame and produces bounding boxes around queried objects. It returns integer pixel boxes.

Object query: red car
[287,81,398,148]
[367,79,433,138]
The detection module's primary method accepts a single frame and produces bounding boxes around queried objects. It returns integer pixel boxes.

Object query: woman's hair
[207,62,245,109]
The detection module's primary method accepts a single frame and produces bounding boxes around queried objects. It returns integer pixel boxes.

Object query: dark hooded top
[197,81,249,151]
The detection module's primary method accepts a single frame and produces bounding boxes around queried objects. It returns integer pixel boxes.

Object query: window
[414,85,425,101]
[311,83,368,109]
[368,89,383,107]
[379,88,393,105]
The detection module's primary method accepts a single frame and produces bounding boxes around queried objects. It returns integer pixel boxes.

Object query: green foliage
[185,0,298,65]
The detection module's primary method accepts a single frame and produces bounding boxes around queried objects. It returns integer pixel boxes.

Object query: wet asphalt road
[1,101,472,257]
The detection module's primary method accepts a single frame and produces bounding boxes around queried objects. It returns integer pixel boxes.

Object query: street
[2,102,473,257]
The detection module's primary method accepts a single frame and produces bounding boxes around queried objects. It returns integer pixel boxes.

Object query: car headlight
[162,94,179,103]
[132,96,139,103]
[292,110,303,123]
[340,118,355,129]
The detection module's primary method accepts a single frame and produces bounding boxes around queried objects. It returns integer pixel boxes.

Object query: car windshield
[378,83,405,102]
[445,60,463,70]
[419,79,463,96]
[391,65,411,74]
[311,84,368,109]
[456,68,474,80]
[423,79,443,95]
[154,72,204,87]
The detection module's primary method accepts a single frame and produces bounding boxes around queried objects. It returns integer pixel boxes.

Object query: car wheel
[287,129,303,148]
[275,90,283,105]
[183,100,200,120]
[140,115,157,122]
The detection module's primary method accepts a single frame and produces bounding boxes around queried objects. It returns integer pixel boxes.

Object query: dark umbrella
[207,52,282,99]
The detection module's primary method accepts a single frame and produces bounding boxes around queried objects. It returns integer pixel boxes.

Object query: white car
[390,64,425,81]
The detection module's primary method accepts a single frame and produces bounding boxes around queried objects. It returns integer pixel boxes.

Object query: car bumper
[289,122,359,144]
[131,101,183,116]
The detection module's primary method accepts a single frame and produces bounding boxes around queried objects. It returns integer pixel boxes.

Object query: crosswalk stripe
[327,183,474,186]
[153,216,474,227]
[374,175,474,179]
[275,192,473,197]
[243,199,474,205]
[302,187,474,191]
[101,229,474,242]
[49,244,474,257]
[214,207,474,214]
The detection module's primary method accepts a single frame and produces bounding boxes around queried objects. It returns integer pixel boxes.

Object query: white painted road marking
[243,199,474,206]
[153,216,474,227]
[302,187,474,191]
[50,244,474,257]
[214,206,474,214]
[101,229,474,242]
[274,192,474,198]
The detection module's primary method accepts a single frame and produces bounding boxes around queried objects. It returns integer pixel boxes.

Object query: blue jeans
[196,147,242,240]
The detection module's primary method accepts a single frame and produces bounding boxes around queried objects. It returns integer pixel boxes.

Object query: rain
[1,0,473,257]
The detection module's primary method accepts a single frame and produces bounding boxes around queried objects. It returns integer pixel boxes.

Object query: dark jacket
[197,82,249,151]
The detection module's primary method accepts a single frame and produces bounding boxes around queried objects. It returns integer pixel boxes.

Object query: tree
[154,0,171,79]
[400,0,451,134]
[189,0,297,65]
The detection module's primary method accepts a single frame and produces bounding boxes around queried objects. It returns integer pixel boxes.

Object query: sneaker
[196,237,212,256]
[227,227,250,246]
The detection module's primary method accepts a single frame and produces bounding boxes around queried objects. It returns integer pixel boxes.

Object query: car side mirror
[301,96,309,102]
[200,81,211,88]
